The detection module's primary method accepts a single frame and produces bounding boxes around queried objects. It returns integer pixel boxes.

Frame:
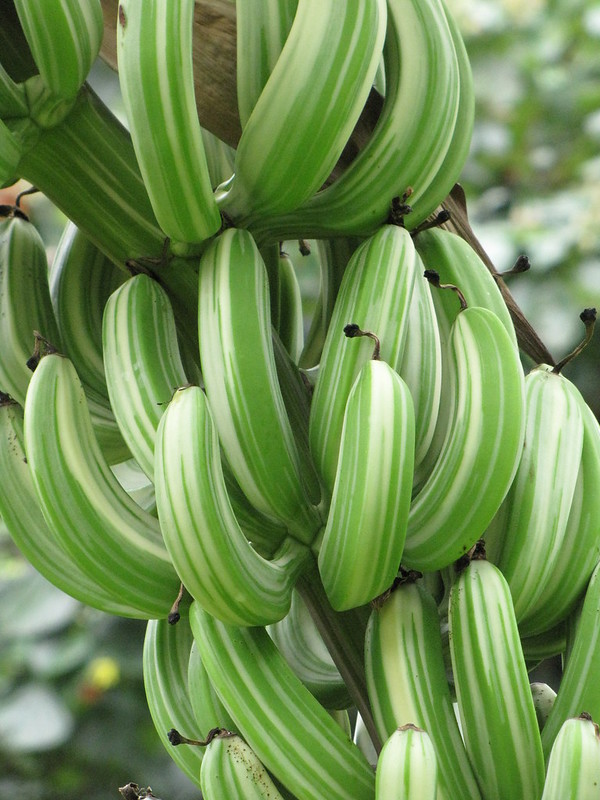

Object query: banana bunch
[4,3,600,800]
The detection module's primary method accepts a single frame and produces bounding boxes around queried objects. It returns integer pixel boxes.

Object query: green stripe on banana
[449,556,545,800]
[155,384,311,627]
[365,577,482,800]
[198,228,322,543]
[14,0,103,99]
[189,602,376,800]
[24,352,180,619]
[117,0,221,246]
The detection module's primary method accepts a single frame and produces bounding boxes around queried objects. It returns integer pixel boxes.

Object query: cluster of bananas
[2,1,600,798]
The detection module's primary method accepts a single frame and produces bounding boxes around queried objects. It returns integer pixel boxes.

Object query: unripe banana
[531,682,557,732]
[200,729,286,800]
[541,561,600,759]
[267,589,351,711]
[449,556,545,800]
[24,352,180,619]
[117,0,221,246]
[219,0,387,222]
[318,353,415,611]
[143,617,202,788]
[541,714,600,800]
[375,725,438,800]
[198,227,322,543]
[189,601,376,800]
[402,303,525,571]
[0,208,61,405]
[102,273,193,480]
[484,365,583,633]
[187,641,237,737]
[14,0,103,99]
[365,576,482,800]
[154,384,310,626]
[0,396,136,615]
[309,224,419,494]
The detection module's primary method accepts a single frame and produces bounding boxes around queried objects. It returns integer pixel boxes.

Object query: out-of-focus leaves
[0,684,75,752]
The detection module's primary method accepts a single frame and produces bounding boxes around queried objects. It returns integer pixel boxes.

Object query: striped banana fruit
[541,714,600,800]
[376,725,438,800]
[117,0,221,246]
[449,556,545,800]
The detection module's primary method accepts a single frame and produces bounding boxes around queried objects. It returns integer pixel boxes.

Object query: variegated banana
[541,714,600,800]
[375,725,438,800]
[449,554,545,800]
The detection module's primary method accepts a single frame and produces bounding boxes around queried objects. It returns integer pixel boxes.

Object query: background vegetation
[1,0,599,795]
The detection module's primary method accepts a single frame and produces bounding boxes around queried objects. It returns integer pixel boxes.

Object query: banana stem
[17,84,165,267]
[296,558,382,754]
[552,308,597,374]
[423,269,468,310]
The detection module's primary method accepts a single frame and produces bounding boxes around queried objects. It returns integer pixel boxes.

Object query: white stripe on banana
[117,0,221,245]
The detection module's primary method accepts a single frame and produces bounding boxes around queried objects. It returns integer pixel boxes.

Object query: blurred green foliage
[2,1,600,796]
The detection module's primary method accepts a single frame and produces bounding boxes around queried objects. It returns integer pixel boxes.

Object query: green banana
[14,0,103,99]
[117,0,221,246]
[402,303,525,571]
[484,365,585,635]
[189,601,376,800]
[219,0,387,222]
[309,224,418,494]
[541,714,600,800]
[365,575,482,800]
[267,589,351,711]
[516,392,600,636]
[317,352,415,611]
[154,384,311,626]
[187,641,237,737]
[0,395,140,616]
[0,207,61,405]
[200,729,286,800]
[375,725,438,800]
[541,561,600,759]
[102,273,193,480]
[531,683,557,733]
[23,351,180,618]
[143,617,202,788]
[198,227,322,543]
[249,0,465,240]
[235,0,298,129]
[448,555,545,800]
